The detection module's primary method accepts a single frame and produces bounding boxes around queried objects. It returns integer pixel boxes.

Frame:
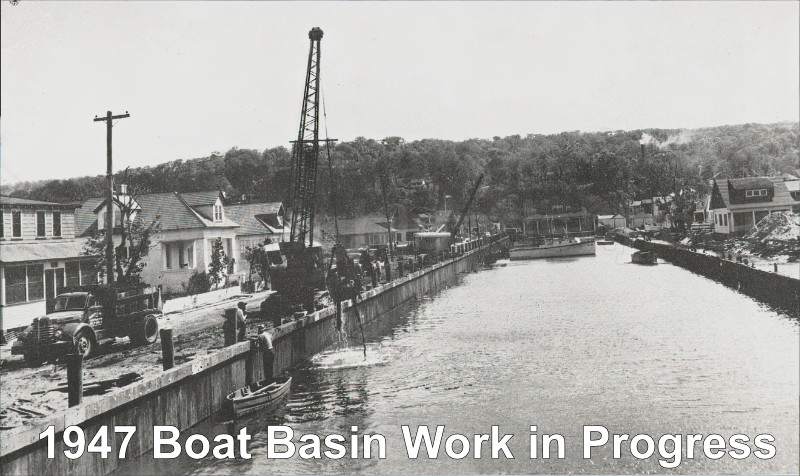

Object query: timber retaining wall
[619,236,799,313]
[0,243,493,476]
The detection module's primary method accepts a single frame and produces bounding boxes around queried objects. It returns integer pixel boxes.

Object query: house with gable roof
[76,190,246,293]
[224,202,288,276]
[709,177,799,235]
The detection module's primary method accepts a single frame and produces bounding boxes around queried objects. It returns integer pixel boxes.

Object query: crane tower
[289,26,326,246]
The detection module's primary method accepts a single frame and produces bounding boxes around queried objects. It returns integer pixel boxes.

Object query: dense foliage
[5,122,798,223]
[186,271,211,295]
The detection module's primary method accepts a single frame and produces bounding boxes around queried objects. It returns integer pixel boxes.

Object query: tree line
[5,122,798,224]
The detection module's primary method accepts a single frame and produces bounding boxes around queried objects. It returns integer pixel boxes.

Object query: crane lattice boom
[289,27,324,246]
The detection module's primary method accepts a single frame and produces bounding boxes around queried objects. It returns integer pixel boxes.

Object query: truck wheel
[73,331,95,359]
[131,315,159,346]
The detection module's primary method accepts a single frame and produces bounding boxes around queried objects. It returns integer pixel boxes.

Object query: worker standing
[235,301,247,342]
[257,325,275,380]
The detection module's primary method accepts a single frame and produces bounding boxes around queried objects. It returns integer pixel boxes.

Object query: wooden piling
[223,308,237,346]
[160,328,174,370]
[65,353,83,407]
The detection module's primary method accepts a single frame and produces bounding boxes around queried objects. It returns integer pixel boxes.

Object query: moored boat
[631,250,657,265]
[509,239,596,260]
[226,376,292,417]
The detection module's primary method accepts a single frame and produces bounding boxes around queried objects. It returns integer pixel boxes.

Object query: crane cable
[321,84,367,358]
[321,86,341,240]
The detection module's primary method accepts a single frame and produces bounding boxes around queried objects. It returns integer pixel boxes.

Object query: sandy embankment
[0,292,271,430]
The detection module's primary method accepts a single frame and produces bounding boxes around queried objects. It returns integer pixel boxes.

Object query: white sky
[1,1,798,185]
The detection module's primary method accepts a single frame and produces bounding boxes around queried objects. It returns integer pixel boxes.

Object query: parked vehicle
[11,285,162,365]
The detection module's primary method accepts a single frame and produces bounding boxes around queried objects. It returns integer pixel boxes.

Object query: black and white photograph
[0,1,798,475]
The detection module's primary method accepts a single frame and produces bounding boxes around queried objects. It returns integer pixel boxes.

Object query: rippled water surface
[118,244,799,475]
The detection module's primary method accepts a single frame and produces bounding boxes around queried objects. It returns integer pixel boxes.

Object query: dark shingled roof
[225,203,284,235]
[74,197,105,236]
[320,215,399,236]
[180,191,222,207]
[1,196,79,209]
[728,177,773,190]
[713,177,798,211]
[135,192,207,230]
[75,191,238,236]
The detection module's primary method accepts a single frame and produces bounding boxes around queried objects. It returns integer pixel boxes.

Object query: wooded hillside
[4,122,798,222]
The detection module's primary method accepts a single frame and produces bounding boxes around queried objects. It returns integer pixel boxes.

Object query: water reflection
[116,243,799,475]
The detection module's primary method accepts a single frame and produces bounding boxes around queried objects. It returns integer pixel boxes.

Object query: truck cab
[11,285,161,366]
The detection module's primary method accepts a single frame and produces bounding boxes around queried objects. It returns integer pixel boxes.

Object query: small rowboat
[226,376,292,417]
[631,250,657,265]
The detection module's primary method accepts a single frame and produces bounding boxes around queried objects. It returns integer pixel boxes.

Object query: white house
[76,190,241,293]
[75,191,292,293]
[224,202,288,276]
[709,177,799,235]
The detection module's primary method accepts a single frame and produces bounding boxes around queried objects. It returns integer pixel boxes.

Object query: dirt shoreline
[0,291,272,431]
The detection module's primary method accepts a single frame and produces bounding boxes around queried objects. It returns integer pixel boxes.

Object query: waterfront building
[75,190,287,293]
[0,196,96,338]
[709,177,799,235]
[691,195,714,232]
[597,214,626,229]
[224,202,288,275]
[318,215,401,250]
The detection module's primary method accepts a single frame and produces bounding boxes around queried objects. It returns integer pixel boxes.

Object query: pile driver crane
[262,27,361,324]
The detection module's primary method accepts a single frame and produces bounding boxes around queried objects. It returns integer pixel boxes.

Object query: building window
[65,262,80,287]
[113,206,122,227]
[723,214,728,226]
[213,204,223,222]
[12,210,21,237]
[240,240,251,254]
[165,243,172,269]
[4,264,45,304]
[53,212,62,237]
[745,189,768,198]
[80,262,97,285]
[28,264,44,300]
[188,243,195,268]
[5,266,28,304]
[179,243,186,268]
[37,211,46,236]
[0,212,4,238]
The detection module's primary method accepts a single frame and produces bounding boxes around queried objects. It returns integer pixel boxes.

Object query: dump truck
[11,285,162,365]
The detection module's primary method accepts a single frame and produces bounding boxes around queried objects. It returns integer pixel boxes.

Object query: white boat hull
[509,241,596,260]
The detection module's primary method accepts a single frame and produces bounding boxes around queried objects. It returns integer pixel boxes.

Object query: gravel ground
[0,291,272,431]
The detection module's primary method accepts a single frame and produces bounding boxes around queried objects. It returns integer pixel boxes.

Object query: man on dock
[235,302,247,342]
[257,325,275,380]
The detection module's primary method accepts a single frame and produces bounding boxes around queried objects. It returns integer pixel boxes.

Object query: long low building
[0,196,97,338]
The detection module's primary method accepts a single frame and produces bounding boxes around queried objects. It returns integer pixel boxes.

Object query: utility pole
[93,111,130,289]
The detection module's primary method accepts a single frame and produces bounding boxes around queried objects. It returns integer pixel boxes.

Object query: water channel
[117,243,799,474]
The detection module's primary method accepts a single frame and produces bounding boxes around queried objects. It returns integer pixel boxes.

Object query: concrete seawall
[0,242,494,476]
[621,237,799,313]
